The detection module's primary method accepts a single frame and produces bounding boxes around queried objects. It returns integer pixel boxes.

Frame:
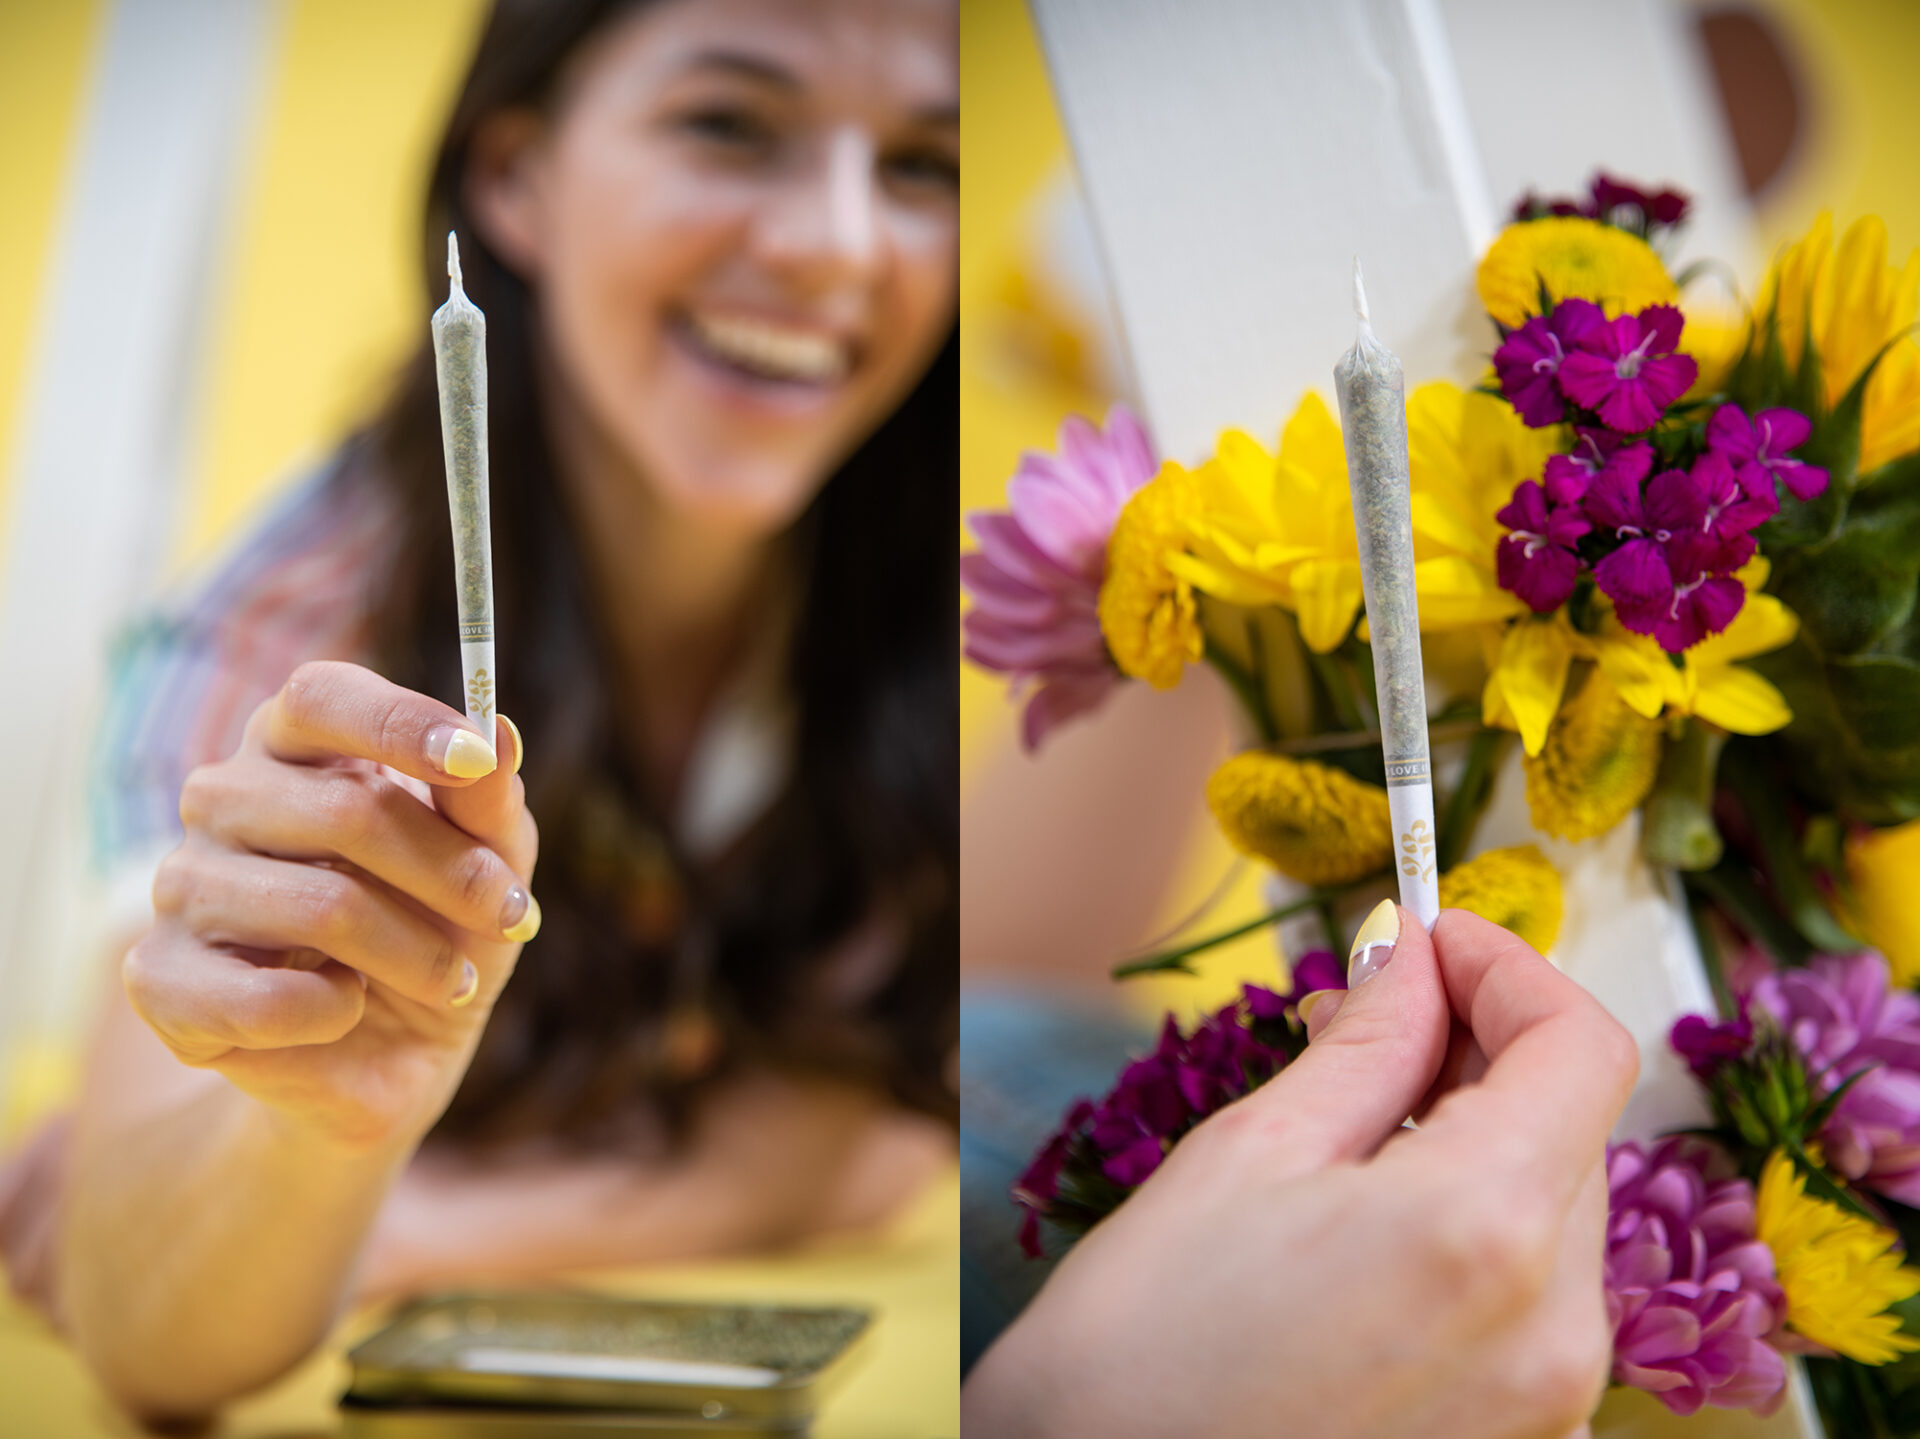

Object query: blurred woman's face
[480,0,958,535]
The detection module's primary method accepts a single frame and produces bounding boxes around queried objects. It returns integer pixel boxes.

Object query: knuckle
[314,770,378,845]
[371,693,416,765]
[149,849,194,918]
[279,661,338,730]
[424,935,460,991]
[119,935,168,1022]
[176,766,221,832]
[1596,1013,1641,1094]
[1521,1324,1612,1428]
[1425,1186,1555,1317]
[451,847,506,921]
[298,870,363,947]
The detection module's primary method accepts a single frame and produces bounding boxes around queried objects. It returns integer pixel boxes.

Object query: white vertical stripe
[0,0,283,1076]
[1400,0,1495,258]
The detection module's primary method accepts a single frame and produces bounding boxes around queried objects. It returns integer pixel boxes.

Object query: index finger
[263,661,498,786]
[1386,908,1639,1208]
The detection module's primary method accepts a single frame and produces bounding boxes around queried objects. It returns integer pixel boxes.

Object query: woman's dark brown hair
[354,0,957,1148]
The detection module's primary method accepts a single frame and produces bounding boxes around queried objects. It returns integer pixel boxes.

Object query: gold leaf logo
[1400,817,1435,881]
[467,667,494,720]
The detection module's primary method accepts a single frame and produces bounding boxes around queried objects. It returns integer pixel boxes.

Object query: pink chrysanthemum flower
[1750,953,1920,1206]
[962,407,1156,750]
[1606,1139,1787,1417]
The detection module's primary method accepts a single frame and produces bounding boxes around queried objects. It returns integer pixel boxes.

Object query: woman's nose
[759,128,883,288]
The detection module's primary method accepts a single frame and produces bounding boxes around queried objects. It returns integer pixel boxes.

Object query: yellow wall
[0,0,106,560]
[177,0,487,570]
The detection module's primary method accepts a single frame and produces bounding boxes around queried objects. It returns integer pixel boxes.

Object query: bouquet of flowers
[962,171,1920,1431]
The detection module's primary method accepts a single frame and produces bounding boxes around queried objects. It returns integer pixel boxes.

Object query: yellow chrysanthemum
[1437,843,1562,954]
[1168,395,1363,653]
[1846,820,1920,988]
[1755,1149,1920,1364]
[1098,461,1205,689]
[1476,218,1678,329]
[1522,670,1664,841]
[1206,751,1391,887]
[1762,212,1920,474]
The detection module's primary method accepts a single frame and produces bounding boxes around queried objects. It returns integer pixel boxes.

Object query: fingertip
[1299,987,1345,1039]
[498,714,524,775]
[427,723,497,780]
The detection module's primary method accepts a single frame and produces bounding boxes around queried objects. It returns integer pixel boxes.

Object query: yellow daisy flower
[1755,1150,1920,1365]
[1098,461,1205,689]
[1522,669,1664,842]
[1168,395,1363,654]
[1438,843,1562,954]
[1405,382,1552,633]
[1206,751,1391,887]
[1476,217,1677,329]
[1481,615,1575,756]
[1762,212,1920,475]
[1846,820,1920,987]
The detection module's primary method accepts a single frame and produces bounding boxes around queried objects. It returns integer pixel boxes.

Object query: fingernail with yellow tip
[429,724,497,779]
[500,886,541,943]
[1296,988,1339,1027]
[449,959,479,1008]
[500,714,525,775]
[1347,898,1401,986]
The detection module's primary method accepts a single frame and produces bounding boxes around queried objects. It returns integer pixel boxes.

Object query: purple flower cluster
[1605,1139,1786,1416]
[1492,299,1829,652]
[1511,172,1690,235]
[1014,981,1322,1257]
[1749,953,1920,1206]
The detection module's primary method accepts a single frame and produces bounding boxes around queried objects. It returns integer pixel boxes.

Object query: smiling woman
[2,0,957,1422]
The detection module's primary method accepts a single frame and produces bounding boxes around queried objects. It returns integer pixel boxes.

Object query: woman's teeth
[685,313,850,384]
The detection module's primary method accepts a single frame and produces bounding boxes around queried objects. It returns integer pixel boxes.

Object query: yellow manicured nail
[1296,988,1339,1027]
[500,714,525,775]
[501,887,541,944]
[430,724,497,779]
[449,959,479,1007]
[1347,898,1401,986]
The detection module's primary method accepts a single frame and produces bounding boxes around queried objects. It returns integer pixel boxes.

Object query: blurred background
[958,0,1920,1024]
[0,0,485,1141]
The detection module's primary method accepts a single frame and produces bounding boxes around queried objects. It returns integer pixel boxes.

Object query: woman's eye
[883,147,959,194]
[677,107,775,150]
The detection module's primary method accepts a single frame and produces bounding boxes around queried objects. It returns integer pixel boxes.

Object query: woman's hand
[122,661,540,1154]
[964,906,1639,1439]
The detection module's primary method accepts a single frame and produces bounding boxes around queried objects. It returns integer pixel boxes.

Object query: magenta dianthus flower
[962,407,1157,751]
[1558,305,1698,433]
[1605,1139,1786,1417]
[1586,465,1748,651]
[1707,404,1829,503]
[1494,299,1605,428]
[1670,1009,1755,1079]
[1496,478,1590,612]
[1749,953,1920,1206]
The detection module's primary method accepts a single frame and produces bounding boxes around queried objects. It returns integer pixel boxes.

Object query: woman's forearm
[59,1074,413,1421]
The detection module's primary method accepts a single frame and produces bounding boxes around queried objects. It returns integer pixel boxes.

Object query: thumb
[1232,901,1451,1182]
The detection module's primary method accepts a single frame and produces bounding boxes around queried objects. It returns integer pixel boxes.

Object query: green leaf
[1787,1137,1885,1224]
[1721,739,1862,953]
[1804,1064,1878,1140]
[1772,452,1920,653]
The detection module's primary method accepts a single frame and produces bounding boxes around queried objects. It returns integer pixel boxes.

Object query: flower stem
[1436,726,1509,874]
[1111,888,1348,979]
[1203,635,1278,744]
